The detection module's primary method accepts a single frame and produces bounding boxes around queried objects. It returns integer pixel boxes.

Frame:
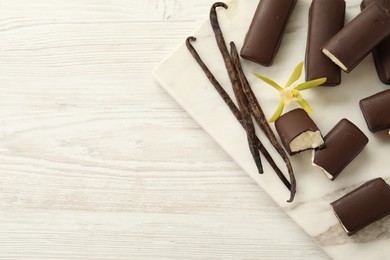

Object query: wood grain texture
[0,0,329,259]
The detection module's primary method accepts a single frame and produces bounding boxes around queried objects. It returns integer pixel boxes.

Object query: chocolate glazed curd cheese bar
[322,2,390,73]
[305,0,345,86]
[331,178,390,236]
[240,0,297,66]
[275,109,324,156]
[360,89,390,133]
[361,0,390,84]
[312,119,369,180]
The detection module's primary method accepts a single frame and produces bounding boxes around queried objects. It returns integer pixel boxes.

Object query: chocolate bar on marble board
[331,178,390,236]
[322,2,390,73]
[240,0,297,66]
[305,0,345,86]
[360,89,390,133]
[275,109,324,156]
[312,119,368,180]
[361,0,390,85]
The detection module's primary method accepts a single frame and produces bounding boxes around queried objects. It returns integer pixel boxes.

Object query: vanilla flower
[254,62,326,122]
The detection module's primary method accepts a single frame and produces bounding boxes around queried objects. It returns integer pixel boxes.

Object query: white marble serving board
[153,0,390,259]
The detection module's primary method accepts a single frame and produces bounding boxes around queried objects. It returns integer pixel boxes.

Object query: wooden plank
[0,0,329,259]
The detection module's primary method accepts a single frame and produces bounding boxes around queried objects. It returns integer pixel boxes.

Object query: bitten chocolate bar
[361,0,390,84]
[312,119,368,180]
[240,0,297,66]
[322,2,390,72]
[305,0,345,86]
[360,89,390,132]
[275,109,324,156]
[331,178,390,236]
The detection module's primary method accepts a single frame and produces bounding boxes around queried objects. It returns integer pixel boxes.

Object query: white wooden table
[0,1,329,259]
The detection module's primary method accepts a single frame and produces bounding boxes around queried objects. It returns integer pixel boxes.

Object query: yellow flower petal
[253,73,283,92]
[269,100,284,122]
[295,77,327,91]
[285,61,304,88]
[297,98,313,114]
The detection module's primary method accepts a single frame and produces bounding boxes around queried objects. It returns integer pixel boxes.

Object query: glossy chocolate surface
[240,0,297,66]
[322,3,390,72]
[360,89,390,132]
[313,119,368,180]
[305,0,345,86]
[275,109,323,155]
[361,0,390,84]
[331,178,390,236]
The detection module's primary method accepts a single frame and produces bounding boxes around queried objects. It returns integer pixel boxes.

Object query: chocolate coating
[359,89,390,132]
[313,119,368,180]
[275,109,323,156]
[322,3,390,72]
[305,0,345,86]
[362,0,390,9]
[240,0,297,66]
[361,0,390,85]
[331,178,390,236]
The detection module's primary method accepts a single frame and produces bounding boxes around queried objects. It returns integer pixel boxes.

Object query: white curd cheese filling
[311,150,334,179]
[289,130,324,153]
[322,48,348,71]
